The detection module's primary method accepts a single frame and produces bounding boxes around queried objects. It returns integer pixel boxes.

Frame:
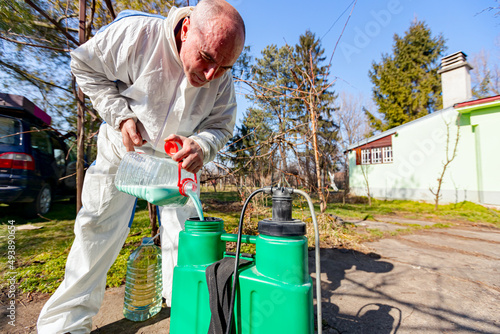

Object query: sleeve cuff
[114,114,137,132]
[190,135,212,165]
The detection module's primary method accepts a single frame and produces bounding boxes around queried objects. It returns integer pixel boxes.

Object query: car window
[51,137,66,168]
[30,126,53,155]
[0,116,21,145]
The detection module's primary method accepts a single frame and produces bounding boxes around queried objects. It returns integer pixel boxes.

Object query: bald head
[178,0,246,87]
[191,0,246,40]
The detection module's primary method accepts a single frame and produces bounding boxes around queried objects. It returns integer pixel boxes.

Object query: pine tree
[368,20,446,131]
[292,31,337,185]
[230,30,337,210]
[225,107,275,186]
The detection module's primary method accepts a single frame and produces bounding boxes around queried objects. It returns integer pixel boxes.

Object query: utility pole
[76,0,86,212]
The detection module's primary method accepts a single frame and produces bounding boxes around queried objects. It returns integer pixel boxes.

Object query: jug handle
[165,140,198,197]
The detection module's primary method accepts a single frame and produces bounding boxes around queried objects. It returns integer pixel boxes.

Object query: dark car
[0,93,77,217]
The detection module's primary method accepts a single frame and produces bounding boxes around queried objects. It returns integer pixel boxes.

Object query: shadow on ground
[311,248,400,333]
[91,306,171,333]
[315,242,500,334]
[0,200,77,224]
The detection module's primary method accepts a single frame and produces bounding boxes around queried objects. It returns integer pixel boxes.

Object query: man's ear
[181,17,190,42]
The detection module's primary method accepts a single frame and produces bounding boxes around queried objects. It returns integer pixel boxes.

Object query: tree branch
[0,59,72,93]
[24,0,79,46]
[86,0,97,41]
[104,0,116,19]
[0,34,71,52]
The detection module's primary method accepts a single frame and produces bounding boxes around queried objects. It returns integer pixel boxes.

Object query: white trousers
[37,124,196,334]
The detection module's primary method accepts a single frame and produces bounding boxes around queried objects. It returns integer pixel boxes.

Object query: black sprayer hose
[225,188,267,334]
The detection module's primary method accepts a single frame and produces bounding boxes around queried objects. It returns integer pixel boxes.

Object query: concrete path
[317,222,500,334]
[4,220,500,334]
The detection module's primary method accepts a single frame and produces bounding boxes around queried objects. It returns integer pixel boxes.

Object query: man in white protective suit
[37,0,245,333]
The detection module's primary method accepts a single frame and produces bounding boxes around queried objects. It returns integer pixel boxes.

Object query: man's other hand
[120,119,146,152]
[165,134,204,174]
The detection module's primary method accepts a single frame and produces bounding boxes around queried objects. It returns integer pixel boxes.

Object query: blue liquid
[116,184,204,220]
[186,189,204,221]
[117,185,188,206]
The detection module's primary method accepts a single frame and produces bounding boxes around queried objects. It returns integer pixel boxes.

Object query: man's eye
[200,53,211,62]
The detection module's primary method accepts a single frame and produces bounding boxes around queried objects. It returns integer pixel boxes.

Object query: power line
[320,0,356,42]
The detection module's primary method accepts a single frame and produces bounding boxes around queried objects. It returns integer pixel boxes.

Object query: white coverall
[37,7,237,334]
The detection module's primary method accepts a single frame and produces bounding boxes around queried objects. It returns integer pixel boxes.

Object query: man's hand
[120,119,146,152]
[165,134,204,174]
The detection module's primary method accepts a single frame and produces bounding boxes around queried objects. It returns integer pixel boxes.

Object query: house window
[382,146,393,163]
[358,146,393,165]
[371,148,382,163]
[361,149,371,164]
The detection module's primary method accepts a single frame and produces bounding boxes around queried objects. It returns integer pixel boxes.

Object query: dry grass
[303,213,367,251]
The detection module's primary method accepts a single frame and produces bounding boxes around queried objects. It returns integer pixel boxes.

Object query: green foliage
[246,43,297,168]
[367,228,384,238]
[199,190,240,203]
[368,20,446,132]
[226,107,274,179]
[0,200,154,293]
[327,199,500,227]
[426,223,451,229]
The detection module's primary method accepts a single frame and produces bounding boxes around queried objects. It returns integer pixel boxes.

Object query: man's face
[179,17,243,87]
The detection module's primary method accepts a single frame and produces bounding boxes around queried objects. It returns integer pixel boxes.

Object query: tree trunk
[75,0,86,213]
[148,202,160,246]
[309,103,327,212]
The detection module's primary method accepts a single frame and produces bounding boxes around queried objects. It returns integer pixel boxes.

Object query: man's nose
[204,64,219,81]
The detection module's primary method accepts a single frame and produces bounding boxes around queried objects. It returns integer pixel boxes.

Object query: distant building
[347,52,500,206]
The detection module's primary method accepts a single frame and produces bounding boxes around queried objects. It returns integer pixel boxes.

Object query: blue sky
[2,1,498,129]
[229,0,499,122]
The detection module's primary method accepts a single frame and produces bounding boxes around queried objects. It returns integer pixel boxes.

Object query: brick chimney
[438,51,473,109]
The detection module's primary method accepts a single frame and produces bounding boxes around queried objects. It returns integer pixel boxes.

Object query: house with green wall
[347,51,500,206]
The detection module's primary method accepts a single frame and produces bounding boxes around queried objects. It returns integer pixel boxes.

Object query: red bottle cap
[164,139,183,157]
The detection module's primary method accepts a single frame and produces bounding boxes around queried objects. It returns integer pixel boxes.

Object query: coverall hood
[70,7,237,163]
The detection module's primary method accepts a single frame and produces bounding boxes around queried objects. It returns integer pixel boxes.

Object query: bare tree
[336,92,371,203]
[212,1,359,213]
[470,49,500,98]
[429,115,460,210]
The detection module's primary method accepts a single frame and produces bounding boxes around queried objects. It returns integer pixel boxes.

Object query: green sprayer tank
[170,187,314,333]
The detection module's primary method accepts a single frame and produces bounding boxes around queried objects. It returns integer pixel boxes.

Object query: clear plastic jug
[123,236,162,322]
[115,140,197,206]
